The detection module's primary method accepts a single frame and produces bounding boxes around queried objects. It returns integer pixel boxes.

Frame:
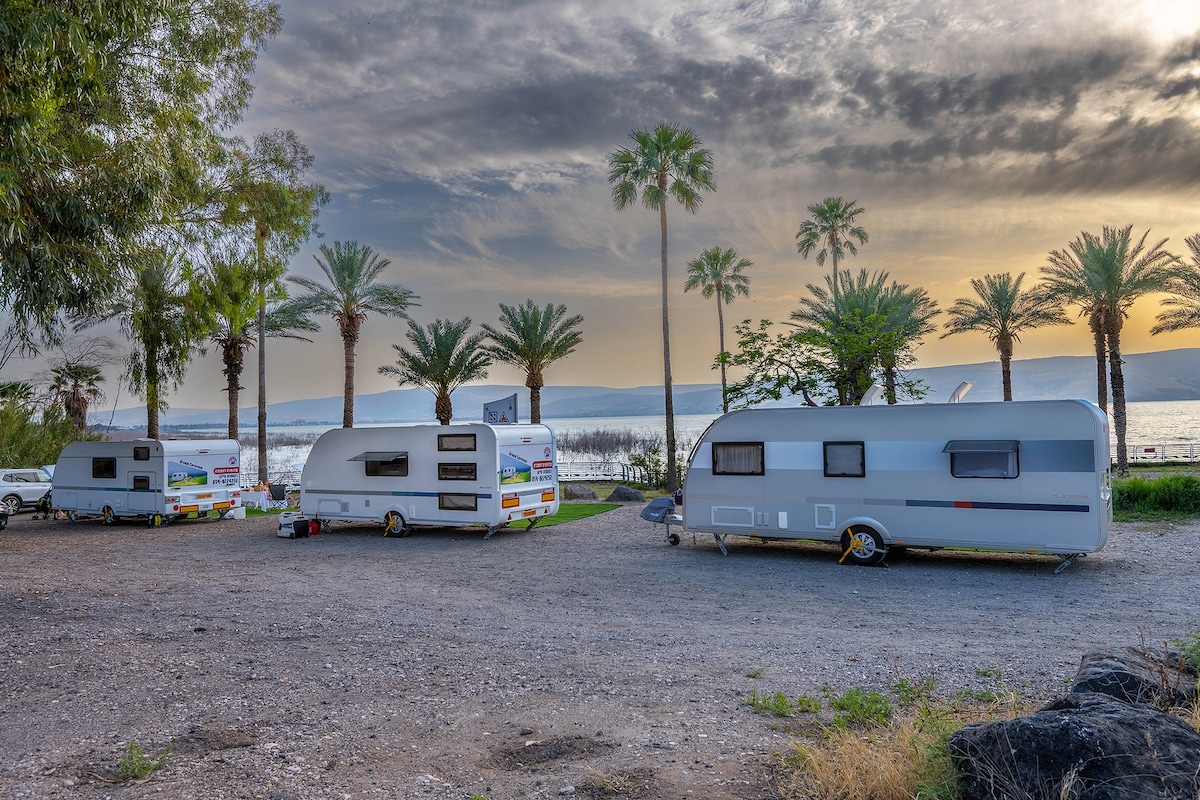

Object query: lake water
[216,400,1200,480]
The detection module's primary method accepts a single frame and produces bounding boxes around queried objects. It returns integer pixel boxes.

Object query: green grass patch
[536,503,621,527]
[1112,473,1200,521]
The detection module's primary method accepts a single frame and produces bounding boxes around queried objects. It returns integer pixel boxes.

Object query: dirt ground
[1,505,1197,799]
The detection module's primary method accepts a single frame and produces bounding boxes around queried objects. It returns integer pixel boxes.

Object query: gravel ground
[1,505,1197,800]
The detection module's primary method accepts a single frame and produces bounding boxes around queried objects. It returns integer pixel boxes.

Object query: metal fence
[557,460,647,483]
[1120,443,1200,463]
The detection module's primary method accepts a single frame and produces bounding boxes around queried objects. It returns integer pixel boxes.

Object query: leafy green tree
[795,198,869,289]
[608,123,715,492]
[722,319,824,409]
[1042,227,1179,475]
[940,273,1070,401]
[85,253,207,438]
[684,247,752,413]
[380,318,491,425]
[1151,235,1200,335]
[0,0,282,340]
[0,401,92,466]
[480,300,584,424]
[289,241,418,429]
[213,130,327,480]
[194,250,318,439]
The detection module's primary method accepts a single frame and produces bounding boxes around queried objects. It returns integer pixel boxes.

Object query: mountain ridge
[97,348,1200,428]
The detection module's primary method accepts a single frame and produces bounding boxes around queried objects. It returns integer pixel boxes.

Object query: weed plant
[1112,473,1200,520]
[112,741,169,781]
[743,689,794,717]
[827,686,893,728]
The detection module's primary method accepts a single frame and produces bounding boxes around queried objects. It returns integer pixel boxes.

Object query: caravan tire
[840,525,887,567]
[101,506,116,526]
[383,511,408,537]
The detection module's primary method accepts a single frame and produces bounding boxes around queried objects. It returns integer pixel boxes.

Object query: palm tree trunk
[527,372,544,424]
[342,334,356,428]
[999,335,1014,401]
[146,349,160,439]
[659,200,678,493]
[435,393,453,425]
[224,344,242,440]
[257,298,268,484]
[1090,310,1107,414]
[1108,328,1129,476]
[715,296,728,414]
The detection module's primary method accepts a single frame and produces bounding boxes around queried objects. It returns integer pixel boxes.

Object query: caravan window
[944,440,1019,479]
[712,442,764,476]
[365,456,409,477]
[438,463,477,481]
[132,475,150,491]
[824,442,866,477]
[92,458,117,479]
[438,434,477,452]
[133,446,150,461]
[438,492,478,511]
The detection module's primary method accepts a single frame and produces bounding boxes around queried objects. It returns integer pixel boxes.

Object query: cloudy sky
[48,0,1200,410]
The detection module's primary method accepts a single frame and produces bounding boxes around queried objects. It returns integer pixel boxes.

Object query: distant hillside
[95,348,1200,429]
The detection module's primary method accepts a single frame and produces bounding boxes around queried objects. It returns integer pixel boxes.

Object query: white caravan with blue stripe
[299,423,559,537]
[677,399,1111,570]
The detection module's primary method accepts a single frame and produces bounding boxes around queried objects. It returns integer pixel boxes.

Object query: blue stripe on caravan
[906,499,1090,513]
[387,491,493,499]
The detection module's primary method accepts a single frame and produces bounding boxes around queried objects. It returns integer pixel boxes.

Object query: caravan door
[127,471,158,513]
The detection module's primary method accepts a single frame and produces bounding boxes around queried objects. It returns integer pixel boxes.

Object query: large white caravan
[673,400,1111,571]
[53,439,243,525]
[300,423,559,536]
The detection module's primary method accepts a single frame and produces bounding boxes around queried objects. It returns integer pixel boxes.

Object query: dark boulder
[560,483,599,501]
[1070,646,1198,709]
[949,692,1200,800]
[606,485,646,503]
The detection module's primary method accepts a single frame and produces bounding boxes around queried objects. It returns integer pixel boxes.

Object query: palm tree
[49,363,105,435]
[480,300,584,424]
[198,253,319,439]
[684,247,752,413]
[86,253,203,438]
[1043,246,1111,413]
[1151,235,1200,335]
[877,281,939,404]
[608,123,715,491]
[940,273,1070,401]
[795,197,869,288]
[1042,226,1179,475]
[288,241,418,428]
[380,318,491,425]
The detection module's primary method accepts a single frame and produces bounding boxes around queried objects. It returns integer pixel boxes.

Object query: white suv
[0,468,53,514]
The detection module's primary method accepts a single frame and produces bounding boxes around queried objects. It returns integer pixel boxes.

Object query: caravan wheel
[839,525,887,567]
[101,506,116,526]
[383,510,409,537]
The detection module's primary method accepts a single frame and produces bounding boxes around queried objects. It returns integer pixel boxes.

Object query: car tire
[2,494,22,516]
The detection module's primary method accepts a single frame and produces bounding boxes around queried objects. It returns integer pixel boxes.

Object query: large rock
[1070,646,1197,709]
[606,485,645,503]
[949,692,1200,800]
[560,483,599,501]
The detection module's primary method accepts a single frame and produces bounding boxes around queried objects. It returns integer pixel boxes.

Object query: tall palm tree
[940,273,1070,401]
[795,197,869,289]
[480,300,584,424]
[87,253,202,438]
[1044,246,1110,413]
[198,253,319,439]
[608,123,715,491]
[683,247,752,413]
[1042,226,1179,475]
[380,318,491,425]
[49,363,105,435]
[1151,234,1200,335]
[288,241,418,428]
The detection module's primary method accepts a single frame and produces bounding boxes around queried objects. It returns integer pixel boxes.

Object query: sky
[19,0,1200,412]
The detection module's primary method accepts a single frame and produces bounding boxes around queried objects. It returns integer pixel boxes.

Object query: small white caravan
[299,423,559,536]
[673,399,1111,571]
[53,439,243,525]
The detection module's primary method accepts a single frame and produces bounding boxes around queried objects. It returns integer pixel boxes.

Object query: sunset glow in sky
[46,1,1200,409]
